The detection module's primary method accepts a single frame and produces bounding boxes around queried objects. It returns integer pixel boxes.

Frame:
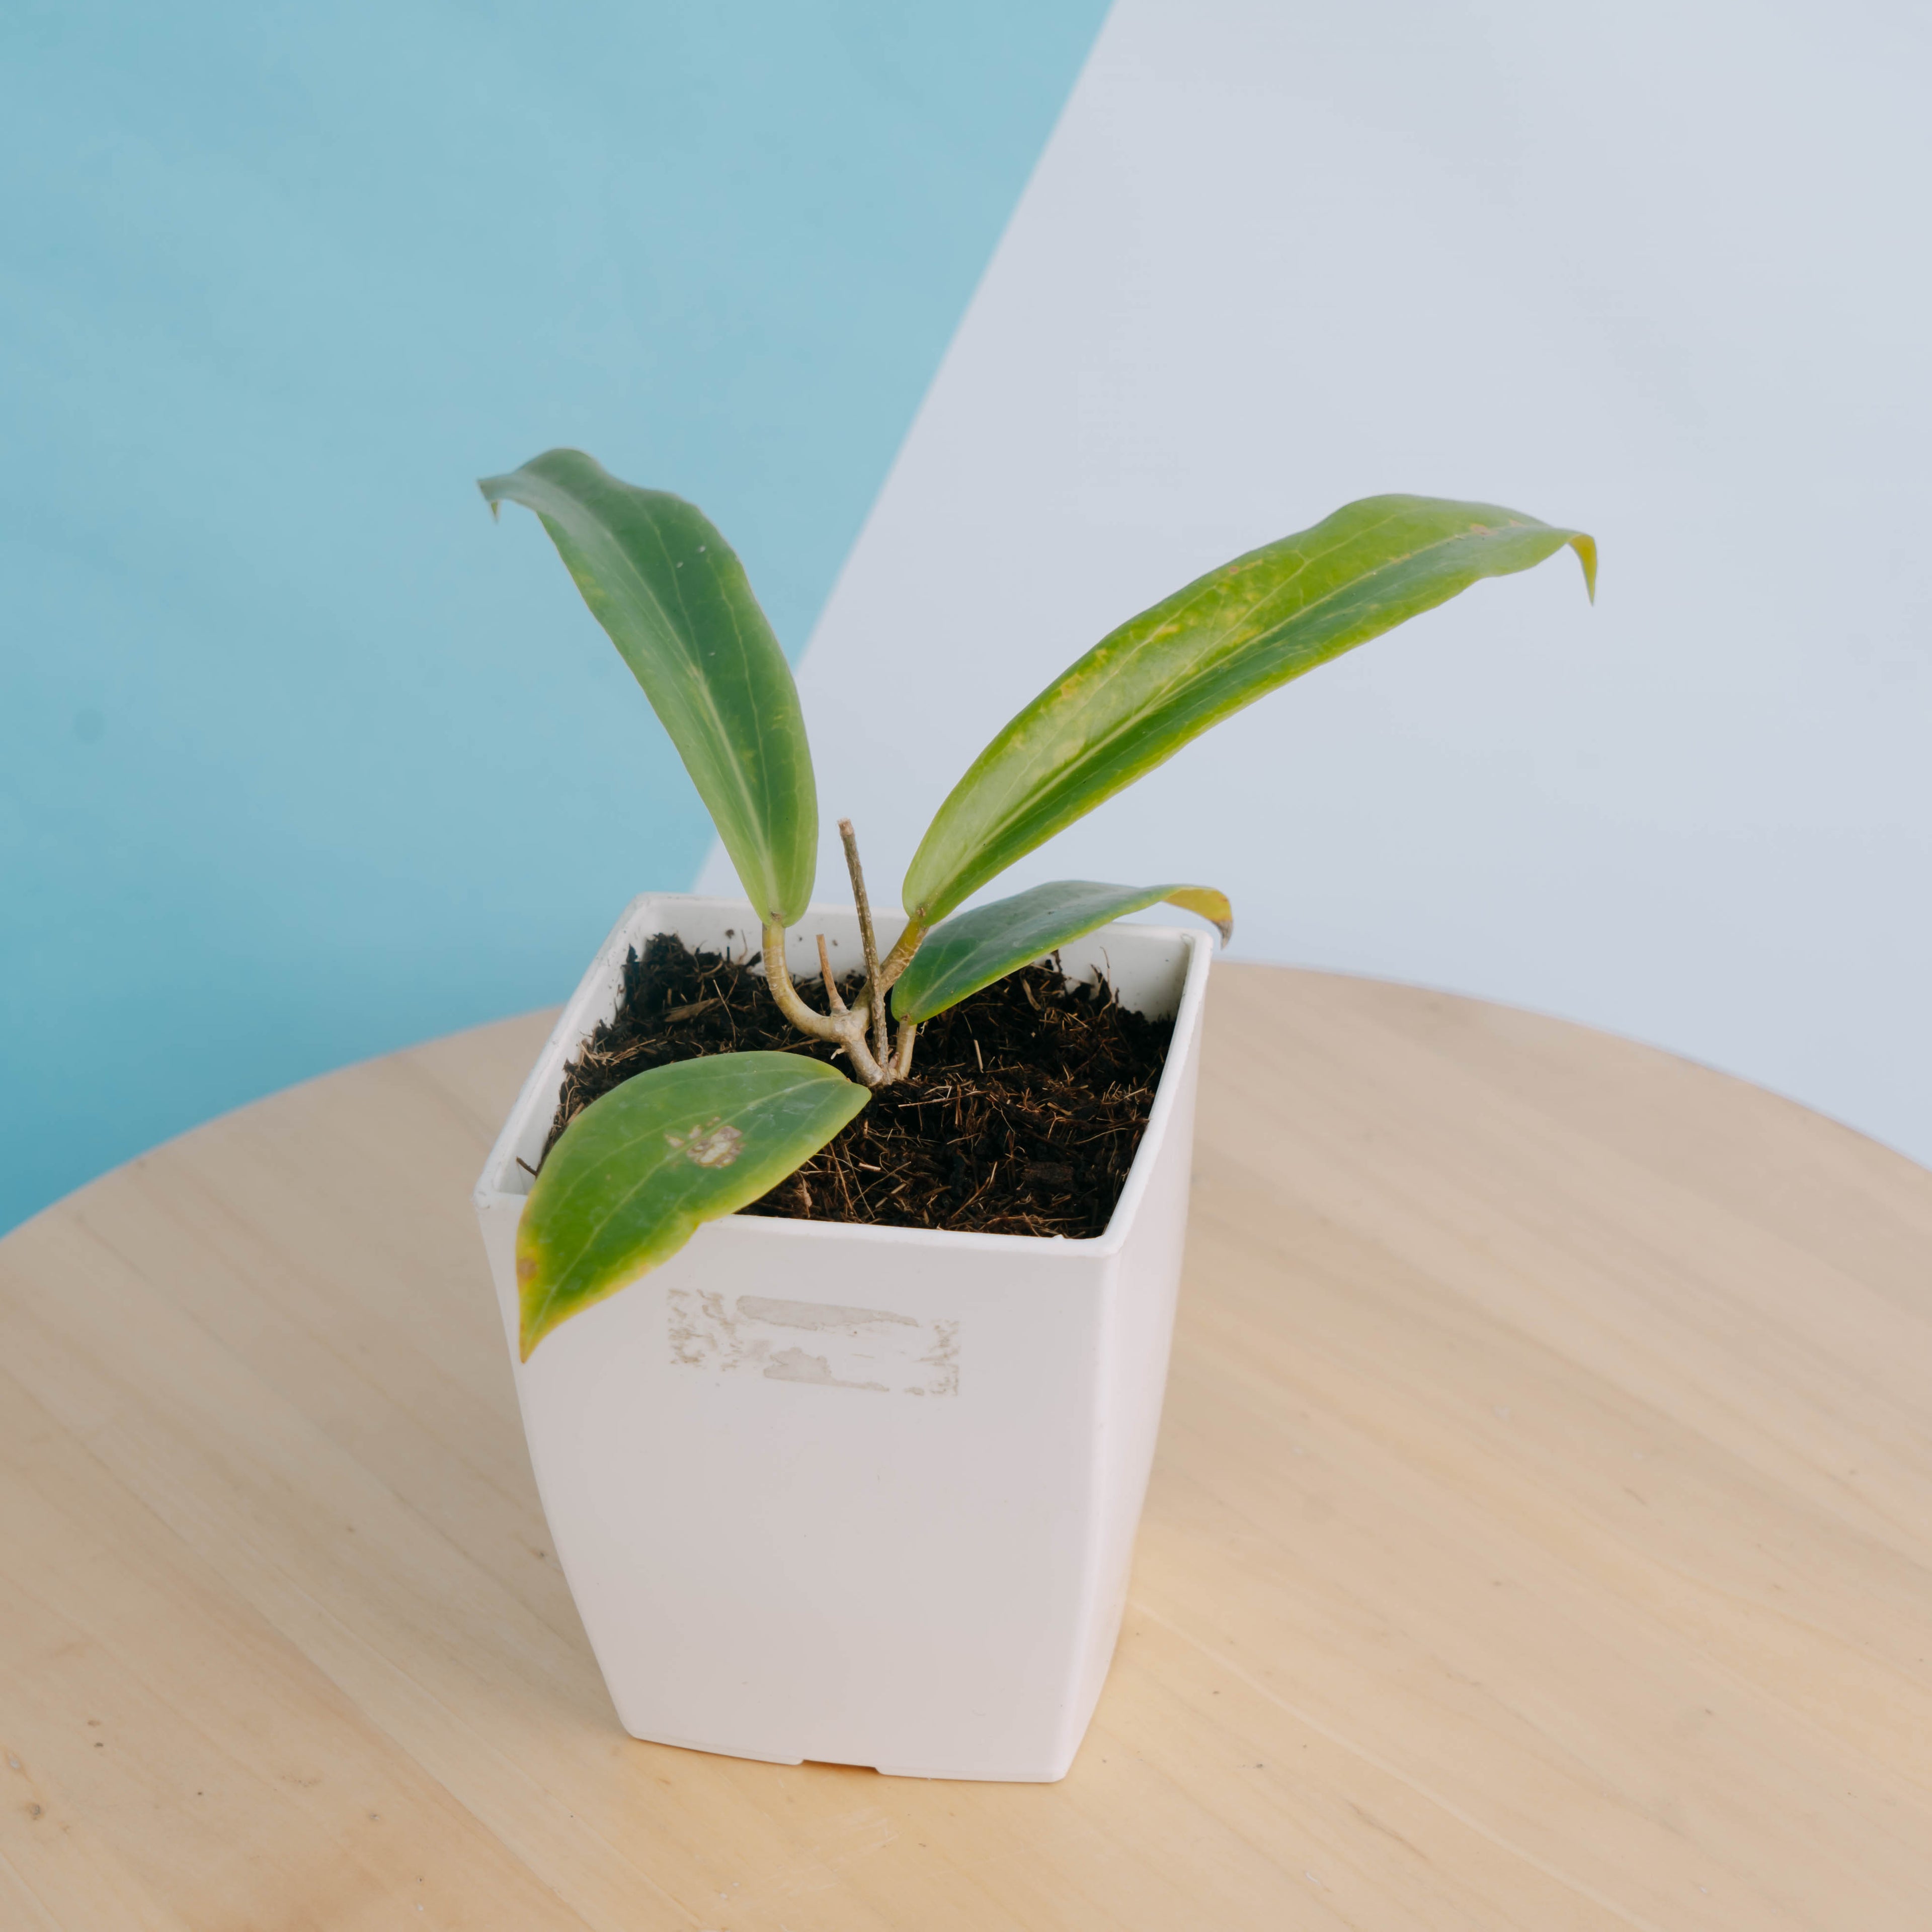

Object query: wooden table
[4,964,1929,1930]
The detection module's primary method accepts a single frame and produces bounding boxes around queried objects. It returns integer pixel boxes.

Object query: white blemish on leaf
[665,1118,743,1167]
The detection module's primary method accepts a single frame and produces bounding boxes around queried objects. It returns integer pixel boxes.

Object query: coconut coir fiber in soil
[537,932,1173,1239]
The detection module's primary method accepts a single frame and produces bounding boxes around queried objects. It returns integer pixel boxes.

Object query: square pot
[474,893,1211,1781]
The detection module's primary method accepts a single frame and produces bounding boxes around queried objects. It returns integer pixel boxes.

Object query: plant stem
[761,920,886,1085]
[760,923,842,1042]
[872,916,928,997]
[839,819,892,1071]
[891,1019,918,1081]
[815,933,846,1013]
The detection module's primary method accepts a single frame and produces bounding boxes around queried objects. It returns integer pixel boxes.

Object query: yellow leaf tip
[1571,532,1598,604]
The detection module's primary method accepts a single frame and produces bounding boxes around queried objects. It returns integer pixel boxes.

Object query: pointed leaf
[517,1052,867,1359]
[481,449,818,925]
[892,879,1232,1025]
[902,496,1595,924]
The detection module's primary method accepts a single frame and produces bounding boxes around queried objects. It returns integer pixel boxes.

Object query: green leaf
[892,879,1232,1025]
[901,496,1595,925]
[481,449,818,925]
[516,1052,867,1359]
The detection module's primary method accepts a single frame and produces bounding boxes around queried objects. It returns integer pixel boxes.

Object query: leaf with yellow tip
[902,496,1594,925]
[892,879,1231,1025]
[516,1052,867,1359]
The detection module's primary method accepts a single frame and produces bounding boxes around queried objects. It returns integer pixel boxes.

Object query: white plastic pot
[474,893,1211,1782]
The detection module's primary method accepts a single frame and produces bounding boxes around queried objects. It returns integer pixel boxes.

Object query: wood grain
[2,962,1927,1929]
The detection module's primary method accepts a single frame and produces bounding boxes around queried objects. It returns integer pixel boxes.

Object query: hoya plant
[484,450,1595,1356]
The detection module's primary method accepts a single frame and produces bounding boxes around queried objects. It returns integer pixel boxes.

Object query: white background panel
[704,0,1932,1164]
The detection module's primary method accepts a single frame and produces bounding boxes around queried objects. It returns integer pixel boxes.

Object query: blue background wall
[0,1,1107,1231]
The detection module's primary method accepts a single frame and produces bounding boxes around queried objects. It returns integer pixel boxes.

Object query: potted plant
[472,450,1594,1781]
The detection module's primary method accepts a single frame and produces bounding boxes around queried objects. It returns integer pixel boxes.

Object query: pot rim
[475,891,1215,1260]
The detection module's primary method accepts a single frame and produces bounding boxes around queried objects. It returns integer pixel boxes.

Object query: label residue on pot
[668,1287,959,1397]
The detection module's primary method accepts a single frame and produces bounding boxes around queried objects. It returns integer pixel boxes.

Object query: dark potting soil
[536,932,1173,1239]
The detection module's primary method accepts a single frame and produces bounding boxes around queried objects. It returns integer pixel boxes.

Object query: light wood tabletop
[4,962,1929,1930]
